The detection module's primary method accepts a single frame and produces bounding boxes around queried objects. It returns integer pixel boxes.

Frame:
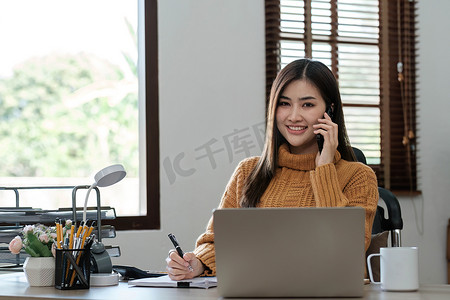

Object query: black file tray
[0,207,116,224]
[0,185,119,268]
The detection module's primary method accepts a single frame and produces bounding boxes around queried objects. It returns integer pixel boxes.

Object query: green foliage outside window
[0,53,138,178]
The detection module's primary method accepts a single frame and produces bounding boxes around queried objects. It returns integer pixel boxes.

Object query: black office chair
[352,147,403,247]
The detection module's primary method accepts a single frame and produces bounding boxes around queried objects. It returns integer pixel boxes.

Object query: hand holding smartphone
[316,106,334,153]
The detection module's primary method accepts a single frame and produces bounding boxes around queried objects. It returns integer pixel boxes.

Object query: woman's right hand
[166,250,205,280]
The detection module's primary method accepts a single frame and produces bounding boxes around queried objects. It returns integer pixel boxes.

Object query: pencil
[58,220,64,248]
[69,224,92,287]
[86,225,94,239]
[55,222,61,249]
[80,226,89,250]
[75,221,84,239]
[68,222,83,286]
[64,225,75,281]
[69,225,75,249]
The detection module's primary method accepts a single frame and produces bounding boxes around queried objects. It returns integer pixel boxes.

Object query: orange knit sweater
[193,144,379,276]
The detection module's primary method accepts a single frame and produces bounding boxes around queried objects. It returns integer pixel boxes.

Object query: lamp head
[94,164,126,187]
[81,163,126,226]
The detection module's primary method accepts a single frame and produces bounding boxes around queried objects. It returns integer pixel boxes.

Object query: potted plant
[9,221,70,286]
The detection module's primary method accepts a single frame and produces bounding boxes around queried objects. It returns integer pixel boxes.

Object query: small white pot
[23,256,55,287]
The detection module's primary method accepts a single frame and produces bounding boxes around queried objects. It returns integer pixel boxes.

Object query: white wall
[397,0,450,284]
[113,0,450,284]
[112,0,266,272]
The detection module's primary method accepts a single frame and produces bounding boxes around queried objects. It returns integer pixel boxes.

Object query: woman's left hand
[313,112,338,167]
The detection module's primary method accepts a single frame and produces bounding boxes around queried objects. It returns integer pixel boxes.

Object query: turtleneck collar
[277,144,341,171]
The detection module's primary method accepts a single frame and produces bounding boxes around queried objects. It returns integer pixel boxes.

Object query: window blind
[265,0,418,192]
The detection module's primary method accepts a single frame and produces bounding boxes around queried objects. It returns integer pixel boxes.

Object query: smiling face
[275,79,327,154]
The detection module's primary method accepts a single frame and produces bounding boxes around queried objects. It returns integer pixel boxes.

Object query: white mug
[367,247,419,291]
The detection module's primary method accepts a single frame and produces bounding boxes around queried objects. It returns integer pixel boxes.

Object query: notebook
[213,207,365,298]
[128,275,217,289]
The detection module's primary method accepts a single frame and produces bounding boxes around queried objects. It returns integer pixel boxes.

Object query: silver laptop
[214,207,365,298]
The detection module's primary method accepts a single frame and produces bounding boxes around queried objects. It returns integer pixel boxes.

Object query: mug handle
[367,253,381,284]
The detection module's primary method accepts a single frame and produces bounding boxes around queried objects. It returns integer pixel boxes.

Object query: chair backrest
[352,147,367,165]
[351,147,403,247]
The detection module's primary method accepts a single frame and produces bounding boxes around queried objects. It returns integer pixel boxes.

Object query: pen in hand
[168,233,194,272]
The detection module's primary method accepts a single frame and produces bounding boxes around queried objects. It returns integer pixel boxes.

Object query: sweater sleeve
[310,162,379,252]
[193,157,257,276]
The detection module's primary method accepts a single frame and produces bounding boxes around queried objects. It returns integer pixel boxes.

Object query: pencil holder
[54,248,91,290]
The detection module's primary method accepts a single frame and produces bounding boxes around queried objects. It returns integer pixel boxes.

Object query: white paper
[128,275,217,289]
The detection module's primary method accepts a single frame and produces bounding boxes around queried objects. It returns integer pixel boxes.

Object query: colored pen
[168,233,193,272]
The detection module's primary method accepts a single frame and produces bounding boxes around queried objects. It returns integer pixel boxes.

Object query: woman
[166,58,379,280]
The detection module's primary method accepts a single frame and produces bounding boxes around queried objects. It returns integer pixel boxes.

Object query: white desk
[0,273,449,300]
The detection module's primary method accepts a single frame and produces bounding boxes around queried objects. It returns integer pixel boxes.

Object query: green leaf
[24,246,39,257]
[26,232,52,257]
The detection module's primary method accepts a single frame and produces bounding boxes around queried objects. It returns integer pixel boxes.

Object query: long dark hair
[240,59,356,207]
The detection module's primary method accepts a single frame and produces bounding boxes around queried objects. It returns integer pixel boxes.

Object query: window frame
[265,0,418,193]
[104,0,160,230]
[0,0,160,230]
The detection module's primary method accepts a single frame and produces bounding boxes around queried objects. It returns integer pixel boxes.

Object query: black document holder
[55,248,91,290]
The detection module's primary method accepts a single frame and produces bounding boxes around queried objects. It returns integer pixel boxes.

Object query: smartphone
[316,106,334,153]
